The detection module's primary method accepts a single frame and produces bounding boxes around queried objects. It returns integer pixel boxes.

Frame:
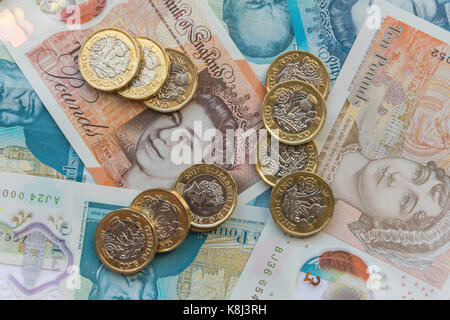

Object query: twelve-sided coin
[79,27,142,92]
[270,171,335,237]
[94,208,158,274]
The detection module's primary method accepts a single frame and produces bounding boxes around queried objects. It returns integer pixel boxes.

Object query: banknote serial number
[251,246,284,300]
[0,189,61,205]
[431,48,450,64]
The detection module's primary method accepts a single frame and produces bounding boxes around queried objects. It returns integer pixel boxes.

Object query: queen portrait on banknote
[121,71,238,190]
[327,123,449,270]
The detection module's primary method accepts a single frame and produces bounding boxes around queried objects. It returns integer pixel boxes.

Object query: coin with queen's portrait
[173,164,237,232]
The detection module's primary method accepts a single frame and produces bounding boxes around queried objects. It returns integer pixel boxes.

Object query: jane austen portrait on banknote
[329,0,449,52]
[328,125,449,270]
[115,70,238,190]
[222,0,294,58]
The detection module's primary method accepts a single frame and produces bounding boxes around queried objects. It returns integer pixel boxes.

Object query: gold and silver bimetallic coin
[94,208,158,274]
[262,80,326,145]
[118,36,171,100]
[265,50,330,97]
[79,28,142,92]
[270,172,335,237]
[173,164,238,232]
[256,133,318,186]
[144,48,198,112]
[130,188,191,253]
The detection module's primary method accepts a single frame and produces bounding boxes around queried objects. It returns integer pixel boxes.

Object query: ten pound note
[287,0,450,86]
[0,0,266,194]
[233,0,449,300]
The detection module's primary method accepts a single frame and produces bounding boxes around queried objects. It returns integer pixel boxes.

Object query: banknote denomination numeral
[431,48,449,64]
[304,271,321,286]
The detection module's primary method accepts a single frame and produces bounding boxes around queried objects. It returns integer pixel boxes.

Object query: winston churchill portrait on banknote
[317,15,449,285]
[222,0,294,59]
[0,51,85,180]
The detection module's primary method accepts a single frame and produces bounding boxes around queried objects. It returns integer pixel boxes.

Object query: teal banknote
[0,171,266,299]
[287,0,450,83]
[0,46,86,182]
[75,201,265,300]
[208,0,299,82]
[0,171,138,299]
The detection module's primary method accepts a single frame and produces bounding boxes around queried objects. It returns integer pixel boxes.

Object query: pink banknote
[318,16,449,288]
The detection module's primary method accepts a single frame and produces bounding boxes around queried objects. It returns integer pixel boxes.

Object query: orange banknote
[2,0,265,193]
[233,4,449,300]
[318,16,449,288]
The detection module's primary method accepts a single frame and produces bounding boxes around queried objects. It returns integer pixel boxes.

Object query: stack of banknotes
[0,0,448,300]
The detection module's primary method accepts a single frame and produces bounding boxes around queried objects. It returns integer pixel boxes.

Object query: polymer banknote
[0,171,267,299]
[287,0,450,85]
[0,45,86,182]
[0,171,139,299]
[207,0,298,83]
[76,204,266,300]
[234,2,450,299]
[0,0,266,194]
